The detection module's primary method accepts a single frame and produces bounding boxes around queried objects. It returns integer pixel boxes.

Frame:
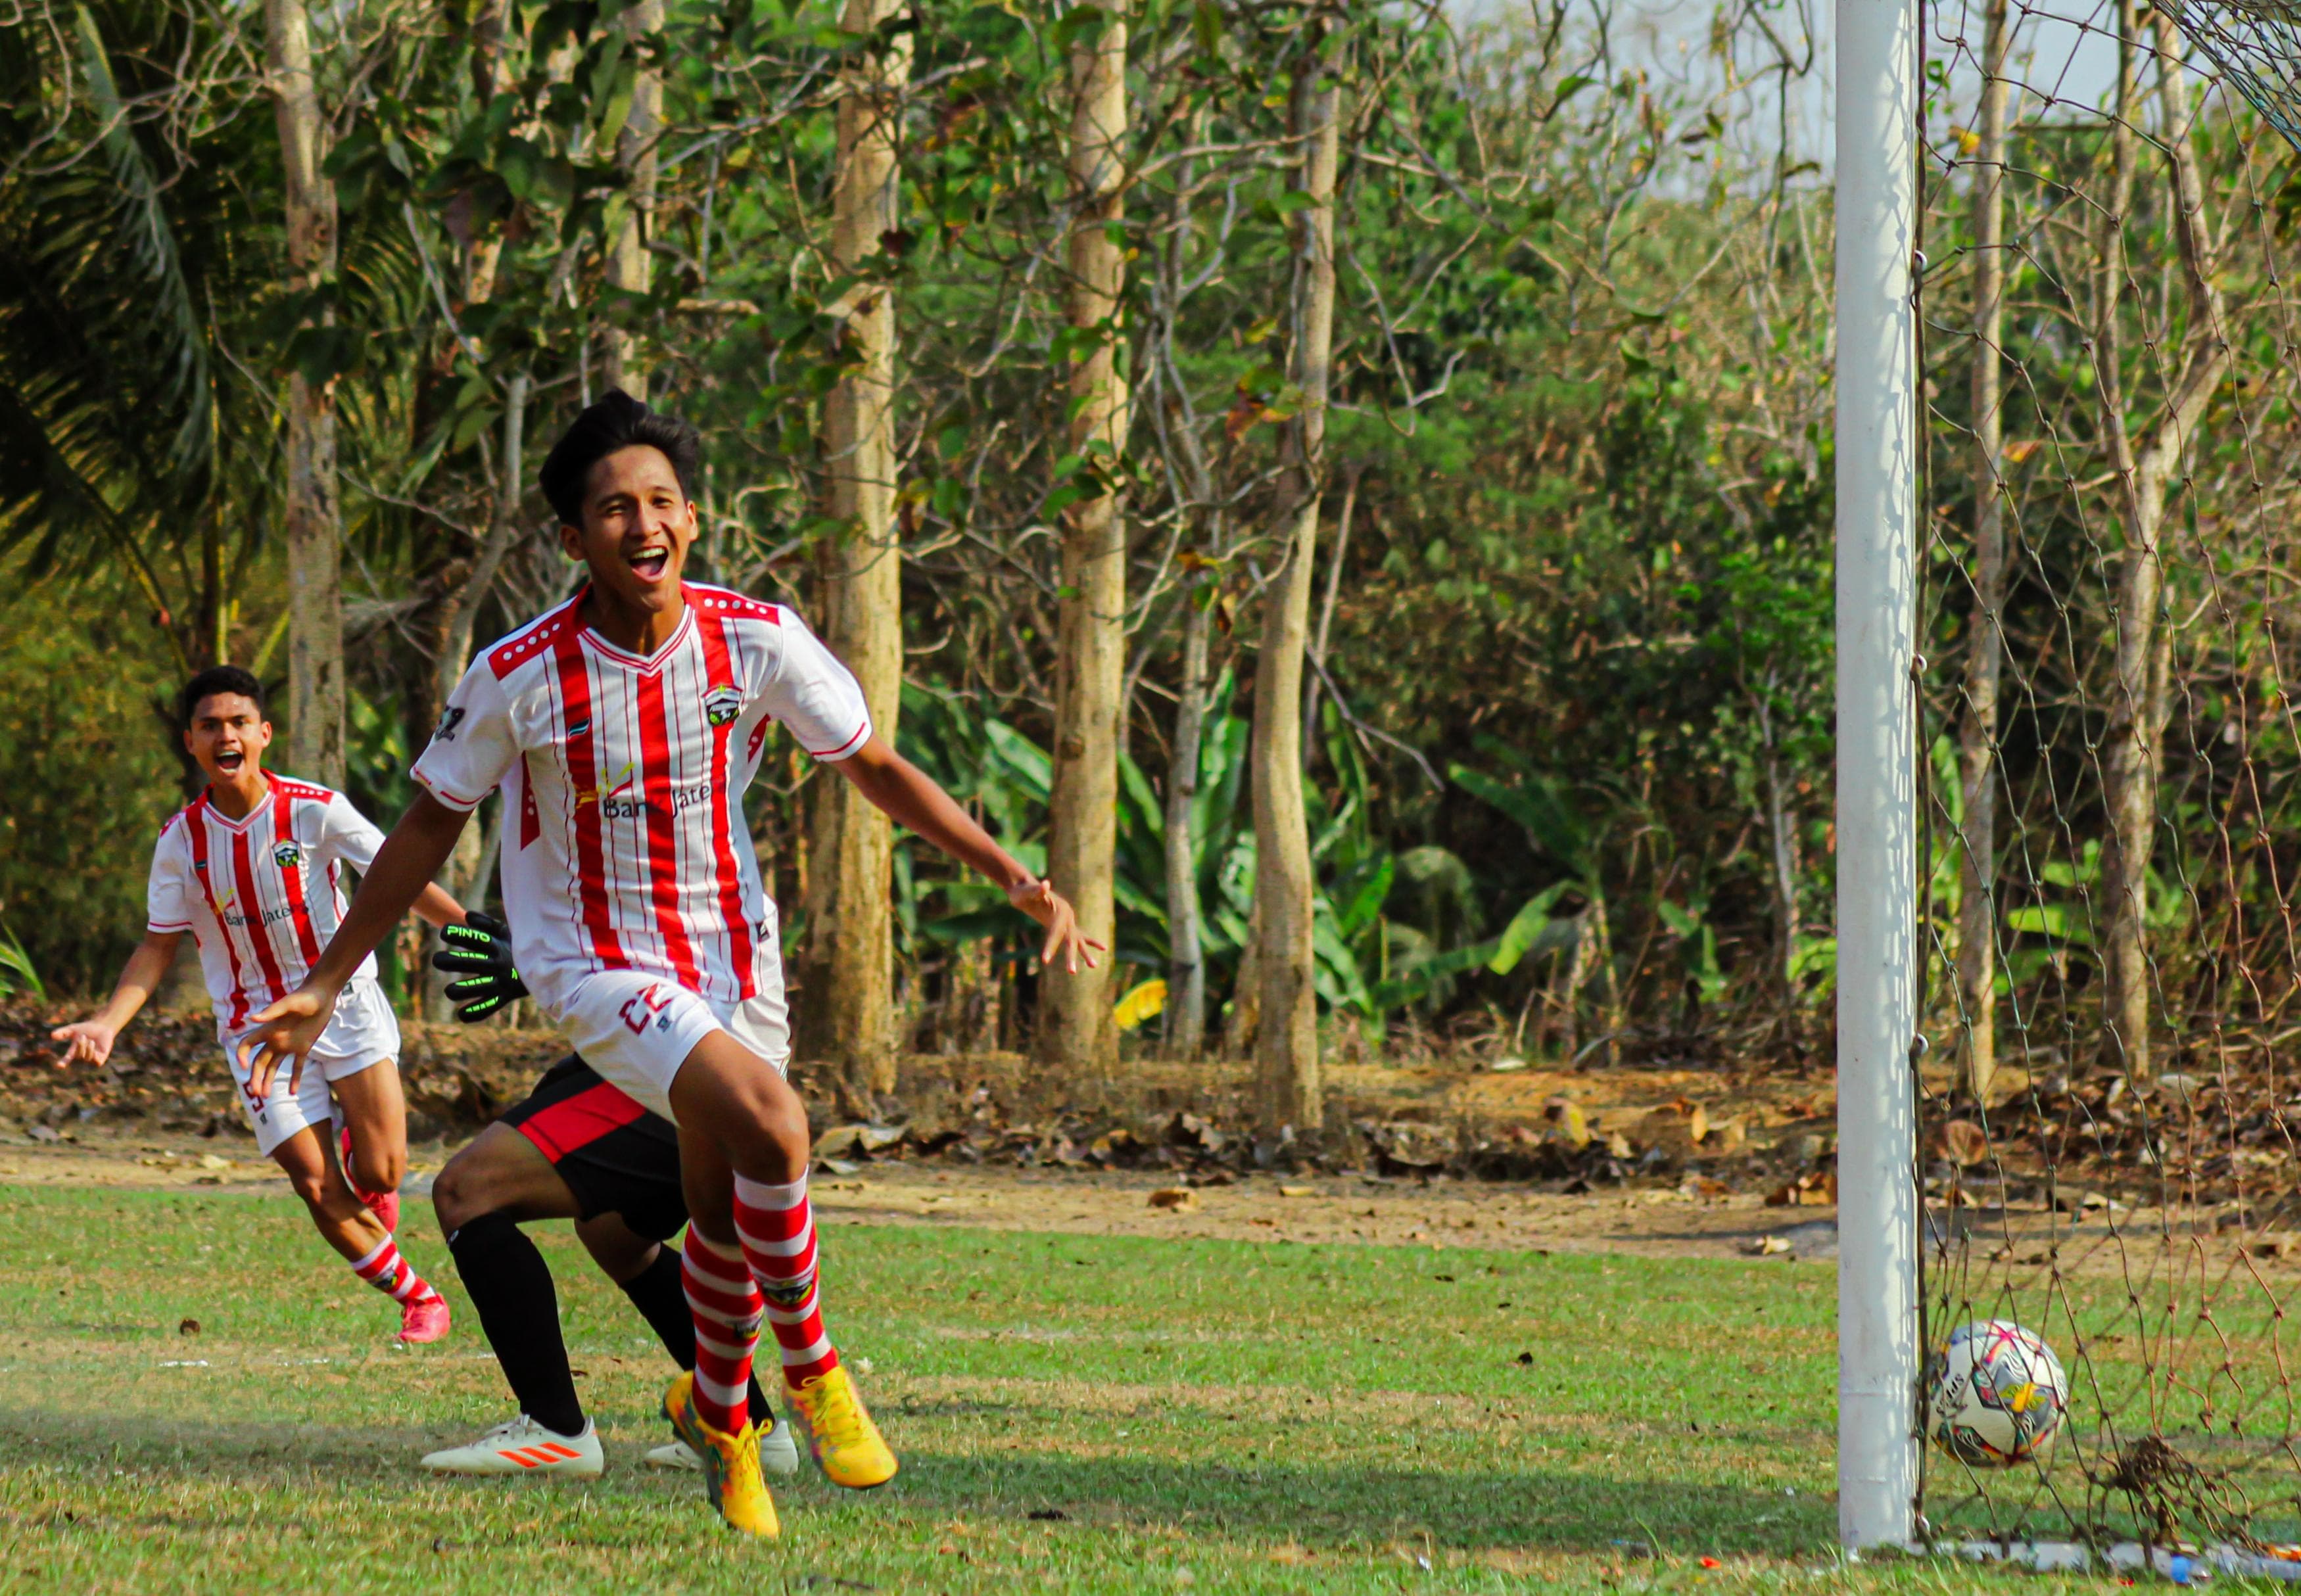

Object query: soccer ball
[1926,1319,2069,1465]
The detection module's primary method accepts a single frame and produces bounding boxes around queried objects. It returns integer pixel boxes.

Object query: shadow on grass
[0,1407,1835,1557]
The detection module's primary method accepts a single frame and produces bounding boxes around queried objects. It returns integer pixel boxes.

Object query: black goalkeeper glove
[430,910,528,1023]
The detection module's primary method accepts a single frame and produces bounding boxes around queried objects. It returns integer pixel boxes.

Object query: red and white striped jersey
[146,777,386,1031]
[410,584,871,1011]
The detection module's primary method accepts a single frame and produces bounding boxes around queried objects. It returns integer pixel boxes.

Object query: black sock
[619,1244,776,1427]
[447,1212,586,1437]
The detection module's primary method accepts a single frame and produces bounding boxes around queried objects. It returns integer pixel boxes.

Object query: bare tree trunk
[1957,0,2010,1102]
[1759,695,1802,1002]
[1301,462,1360,753]
[602,0,662,397]
[1251,15,1339,1132]
[422,377,530,1020]
[1040,0,1130,1075]
[797,0,911,1102]
[435,374,530,714]
[267,0,343,786]
[1164,573,1211,1058]
[2098,8,2227,1081]
[1225,899,1261,1060]
[460,0,515,304]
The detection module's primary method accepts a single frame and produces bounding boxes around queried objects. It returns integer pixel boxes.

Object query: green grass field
[0,1181,2200,1593]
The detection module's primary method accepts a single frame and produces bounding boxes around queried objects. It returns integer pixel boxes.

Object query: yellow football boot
[664,1372,780,1537]
[786,1363,899,1490]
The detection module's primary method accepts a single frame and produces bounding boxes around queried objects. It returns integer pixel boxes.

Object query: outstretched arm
[832,735,1101,974]
[412,882,469,929]
[238,793,472,1091]
[50,929,183,1067]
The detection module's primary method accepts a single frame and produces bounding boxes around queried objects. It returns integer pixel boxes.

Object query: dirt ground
[7,1002,2287,1278]
[0,1118,1830,1259]
[8,1116,2281,1297]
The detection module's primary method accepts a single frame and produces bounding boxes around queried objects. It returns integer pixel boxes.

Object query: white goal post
[1834,0,1923,1553]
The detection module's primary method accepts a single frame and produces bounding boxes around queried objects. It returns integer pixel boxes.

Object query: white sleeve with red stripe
[145,818,193,933]
[316,791,389,874]
[762,606,873,762]
[411,661,520,812]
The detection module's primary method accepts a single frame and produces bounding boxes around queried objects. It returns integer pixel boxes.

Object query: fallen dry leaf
[1147,1188,1198,1212]
[1939,1119,1990,1167]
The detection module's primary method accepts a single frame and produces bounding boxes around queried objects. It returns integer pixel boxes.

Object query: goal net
[1917,0,2301,1553]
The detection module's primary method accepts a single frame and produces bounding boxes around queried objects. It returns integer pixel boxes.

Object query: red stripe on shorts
[515,1079,649,1162]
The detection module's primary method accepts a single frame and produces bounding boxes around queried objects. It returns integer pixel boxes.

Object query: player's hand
[237,985,336,1099]
[1007,878,1103,975]
[430,910,527,1023]
[47,1019,117,1068]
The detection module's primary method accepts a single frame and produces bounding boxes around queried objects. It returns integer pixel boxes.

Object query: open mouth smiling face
[629,543,672,584]
[185,690,269,784]
[564,444,696,611]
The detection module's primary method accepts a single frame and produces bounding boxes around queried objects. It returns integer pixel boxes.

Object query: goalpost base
[1924,1539,2301,1584]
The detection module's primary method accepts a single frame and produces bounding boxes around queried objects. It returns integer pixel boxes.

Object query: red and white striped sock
[350,1236,441,1307]
[733,1173,840,1388]
[680,1231,763,1434]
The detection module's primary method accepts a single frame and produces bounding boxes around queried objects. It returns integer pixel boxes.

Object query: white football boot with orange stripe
[419,1415,604,1477]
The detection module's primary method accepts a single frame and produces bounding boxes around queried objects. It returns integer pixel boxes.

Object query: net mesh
[1917,0,2301,1549]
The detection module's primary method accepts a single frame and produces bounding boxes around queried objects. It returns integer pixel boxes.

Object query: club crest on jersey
[272,841,304,869]
[703,684,742,728]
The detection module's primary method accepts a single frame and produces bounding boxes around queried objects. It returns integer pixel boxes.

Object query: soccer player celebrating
[240,390,1098,1536]
[418,1043,801,1480]
[52,665,468,1344]
[423,924,796,1476]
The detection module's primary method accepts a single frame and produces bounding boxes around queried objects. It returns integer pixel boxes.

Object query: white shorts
[552,968,790,1124]
[220,979,401,1156]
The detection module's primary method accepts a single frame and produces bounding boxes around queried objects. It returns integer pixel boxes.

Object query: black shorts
[497,1054,690,1242]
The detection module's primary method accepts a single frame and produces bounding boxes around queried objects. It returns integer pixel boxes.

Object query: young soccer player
[419,1046,799,1479]
[419,933,794,1476]
[52,665,469,1343]
[239,389,1097,1536]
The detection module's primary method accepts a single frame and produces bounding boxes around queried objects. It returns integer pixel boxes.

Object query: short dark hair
[180,665,265,728]
[536,388,701,527]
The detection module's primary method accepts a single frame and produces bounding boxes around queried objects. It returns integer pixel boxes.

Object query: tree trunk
[1250,16,1339,1133]
[797,0,911,1101]
[1956,0,2010,1102]
[1301,462,1360,755]
[2097,7,2228,1081]
[1761,717,1801,1004]
[1039,0,1130,1075]
[1225,899,1261,1060]
[267,0,343,786]
[602,0,663,398]
[1164,573,1211,1058]
[460,0,515,305]
[435,373,530,715]
[422,376,530,1019]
